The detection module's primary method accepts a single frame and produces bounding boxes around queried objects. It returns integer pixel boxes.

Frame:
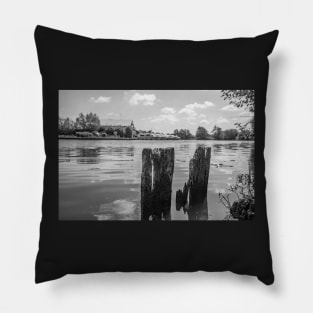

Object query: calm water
[59,139,254,220]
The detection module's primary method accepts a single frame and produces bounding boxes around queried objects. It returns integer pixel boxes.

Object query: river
[59,139,254,220]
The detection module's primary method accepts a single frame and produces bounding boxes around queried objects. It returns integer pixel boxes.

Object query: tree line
[173,125,253,140]
[59,113,134,138]
[59,113,101,134]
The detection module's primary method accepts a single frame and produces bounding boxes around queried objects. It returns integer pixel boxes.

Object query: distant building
[100,119,136,138]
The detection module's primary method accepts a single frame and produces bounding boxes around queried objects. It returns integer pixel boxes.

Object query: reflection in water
[76,147,101,164]
[94,199,137,220]
[59,140,254,220]
[177,193,209,220]
[59,145,135,165]
[188,197,208,220]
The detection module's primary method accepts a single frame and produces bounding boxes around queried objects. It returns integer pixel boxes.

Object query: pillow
[35,25,278,285]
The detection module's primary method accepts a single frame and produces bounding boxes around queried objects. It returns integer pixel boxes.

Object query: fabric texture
[35,25,278,285]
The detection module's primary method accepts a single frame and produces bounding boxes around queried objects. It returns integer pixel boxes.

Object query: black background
[35,26,278,284]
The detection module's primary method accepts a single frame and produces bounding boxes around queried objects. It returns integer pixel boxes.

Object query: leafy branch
[218,173,255,221]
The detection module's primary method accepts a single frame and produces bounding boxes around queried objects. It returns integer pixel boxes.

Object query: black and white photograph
[59,90,255,221]
[3,0,313,311]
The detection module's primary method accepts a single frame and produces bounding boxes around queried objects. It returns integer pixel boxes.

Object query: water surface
[59,139,254,220]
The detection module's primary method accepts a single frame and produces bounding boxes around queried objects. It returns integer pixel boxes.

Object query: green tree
[116,128,124,137]
[75,112,100,131]
[223,128,239,140]
[196,126,209,139]
[75,113,86,130]
[85,112,100,131]
[211,125,223,140]
[105,127,114,135]
[221,90,255,139]
[125,127,133,138]
[221,90,255,113]
[59,117,75,135]
[237,126,253,140]
[174,129,194,139]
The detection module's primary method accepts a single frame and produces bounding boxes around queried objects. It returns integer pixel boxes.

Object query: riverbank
[59,136,253,141]
[59,135,180,140]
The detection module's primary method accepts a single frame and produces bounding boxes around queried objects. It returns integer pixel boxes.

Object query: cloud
[220,104,242,111]
[178,107,198,117]
[89,96,111,103]
[185,101,215,110]
[150,114,178,124]
[151,114,178,124]
[200,119,212,126]
[94,200,137,221]
[129,93,157,106]
[161,107,176,114]
[178,107,199,125]
[216,117,230,124]
[178,101,214,121]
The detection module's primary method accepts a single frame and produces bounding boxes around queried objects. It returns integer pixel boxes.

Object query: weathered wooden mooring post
[176,146,211,220]
[141,148,175,220]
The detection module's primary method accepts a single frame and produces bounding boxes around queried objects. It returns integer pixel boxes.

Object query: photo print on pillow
[59,90,255,222]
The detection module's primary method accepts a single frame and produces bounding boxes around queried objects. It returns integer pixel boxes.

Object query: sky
[59,90,253,134]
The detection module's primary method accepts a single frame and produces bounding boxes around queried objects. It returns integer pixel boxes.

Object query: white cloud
[94,200,136,221]
[216,117,230,124]
[178,101,214,121]
[161,107,176,114]
[200,119,212,126]
[129,93,157,106]
[151,114,178,124]
[89,96,111,103]
[178,107,198,117]
[185,101,215,110]
[220,104,242,112]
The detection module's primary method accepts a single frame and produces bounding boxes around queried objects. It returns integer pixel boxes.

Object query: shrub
[219,173,255,220]
[75,131,93,137]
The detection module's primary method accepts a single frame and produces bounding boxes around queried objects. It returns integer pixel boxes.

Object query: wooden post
[176,146,211,220]
[141,149,153,220]
[141,148,175,220]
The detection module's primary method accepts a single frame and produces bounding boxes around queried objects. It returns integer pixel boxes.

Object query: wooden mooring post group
[141,146,211,221]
